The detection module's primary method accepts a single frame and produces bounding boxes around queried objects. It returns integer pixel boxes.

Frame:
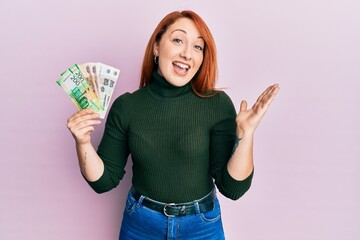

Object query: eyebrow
[171,29,203,39]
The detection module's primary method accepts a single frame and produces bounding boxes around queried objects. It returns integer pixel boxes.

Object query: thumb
[240,100,247,112]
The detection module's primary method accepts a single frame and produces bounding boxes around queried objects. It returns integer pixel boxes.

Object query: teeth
[174,62,189,69]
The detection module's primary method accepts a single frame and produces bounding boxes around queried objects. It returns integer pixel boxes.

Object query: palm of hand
[236,84,280,137]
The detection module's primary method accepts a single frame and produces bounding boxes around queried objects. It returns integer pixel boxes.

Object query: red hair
[140,10,218,97]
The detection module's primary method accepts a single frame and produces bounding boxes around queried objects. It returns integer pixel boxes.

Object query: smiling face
[153,18,205,87]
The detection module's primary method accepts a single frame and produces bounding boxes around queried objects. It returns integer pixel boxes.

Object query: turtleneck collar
[148,70,192,98]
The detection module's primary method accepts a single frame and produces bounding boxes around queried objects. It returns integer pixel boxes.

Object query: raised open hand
[236,84,280,137]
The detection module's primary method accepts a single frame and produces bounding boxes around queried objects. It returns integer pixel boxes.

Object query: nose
[180,45,192,60]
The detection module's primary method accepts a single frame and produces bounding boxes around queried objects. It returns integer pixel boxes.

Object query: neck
[148,70,192,98]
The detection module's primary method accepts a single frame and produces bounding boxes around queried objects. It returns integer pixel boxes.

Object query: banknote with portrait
[56,63,120,118]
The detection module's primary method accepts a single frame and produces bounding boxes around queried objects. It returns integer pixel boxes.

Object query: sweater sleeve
[210,91,254,200]
[85,93,131,193]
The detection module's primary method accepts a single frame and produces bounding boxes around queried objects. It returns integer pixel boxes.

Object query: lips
[172,61,191,76]
[173,61,190,70]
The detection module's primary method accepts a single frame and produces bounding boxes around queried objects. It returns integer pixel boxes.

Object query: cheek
[158,59,172,77]
[194,55,204,70]
[160,43,176,59]
[159,52,174,70]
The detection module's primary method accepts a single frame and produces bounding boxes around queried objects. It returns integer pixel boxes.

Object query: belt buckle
[163,203,176,217]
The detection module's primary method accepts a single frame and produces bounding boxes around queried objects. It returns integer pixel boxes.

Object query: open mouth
[173,61,191,72]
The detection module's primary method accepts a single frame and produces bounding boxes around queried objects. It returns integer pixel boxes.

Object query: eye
[173,38,183,44]
[194,45,204,51]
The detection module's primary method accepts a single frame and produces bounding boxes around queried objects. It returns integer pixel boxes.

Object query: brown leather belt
[130,187,216,217]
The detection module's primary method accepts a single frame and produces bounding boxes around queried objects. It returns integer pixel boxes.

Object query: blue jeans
[119,189,225,240]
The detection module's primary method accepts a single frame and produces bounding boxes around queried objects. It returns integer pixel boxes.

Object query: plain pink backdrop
[1,0,359,239]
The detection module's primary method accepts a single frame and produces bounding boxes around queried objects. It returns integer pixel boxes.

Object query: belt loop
[137,195,145,207]
[193,200,200,215]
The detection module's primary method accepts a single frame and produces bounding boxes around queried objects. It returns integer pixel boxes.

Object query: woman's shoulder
[111,92,131,107]
[206,90,236,117]
[203,90,234,106]
[112,87,148,104]
[106,89,145,125]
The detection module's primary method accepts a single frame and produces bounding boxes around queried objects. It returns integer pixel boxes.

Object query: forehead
[167,18,201,37]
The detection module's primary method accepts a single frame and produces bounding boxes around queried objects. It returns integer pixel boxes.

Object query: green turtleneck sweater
[86,71,253,202]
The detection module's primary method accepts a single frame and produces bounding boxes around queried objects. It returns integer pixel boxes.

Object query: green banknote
[57,63,120,118]
[56,64,104,116]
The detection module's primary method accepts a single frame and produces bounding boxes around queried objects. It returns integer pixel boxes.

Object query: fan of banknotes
[56,62,120,118]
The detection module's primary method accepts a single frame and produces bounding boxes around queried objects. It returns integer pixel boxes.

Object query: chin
[171,78,192,87]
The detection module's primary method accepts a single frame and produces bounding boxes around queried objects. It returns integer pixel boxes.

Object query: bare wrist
[76,141,92,150]
[236,129,254,139]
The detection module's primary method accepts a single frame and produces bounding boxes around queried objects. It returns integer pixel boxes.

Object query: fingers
[254,84,280,112]
[262,84,280,109]
[256,85,273,103]
[66,109,101,143]
[261,84,280,107]
[73,119,101,131]
[67,108,97,124]
[240,100,248,112]
[67,109,100,129]
[77,126,95,136]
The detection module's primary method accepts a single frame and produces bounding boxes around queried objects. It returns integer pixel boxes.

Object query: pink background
[1,0,359,239]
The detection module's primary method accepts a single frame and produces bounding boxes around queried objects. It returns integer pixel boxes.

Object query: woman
[67,10,279,240]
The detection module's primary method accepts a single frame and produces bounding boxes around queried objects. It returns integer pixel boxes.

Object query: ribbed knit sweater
[86,71,253,202]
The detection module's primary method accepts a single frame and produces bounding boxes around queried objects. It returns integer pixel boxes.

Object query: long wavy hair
[139,10,218,97]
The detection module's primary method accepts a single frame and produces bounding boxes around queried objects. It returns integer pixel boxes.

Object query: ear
[153,42,159,56]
